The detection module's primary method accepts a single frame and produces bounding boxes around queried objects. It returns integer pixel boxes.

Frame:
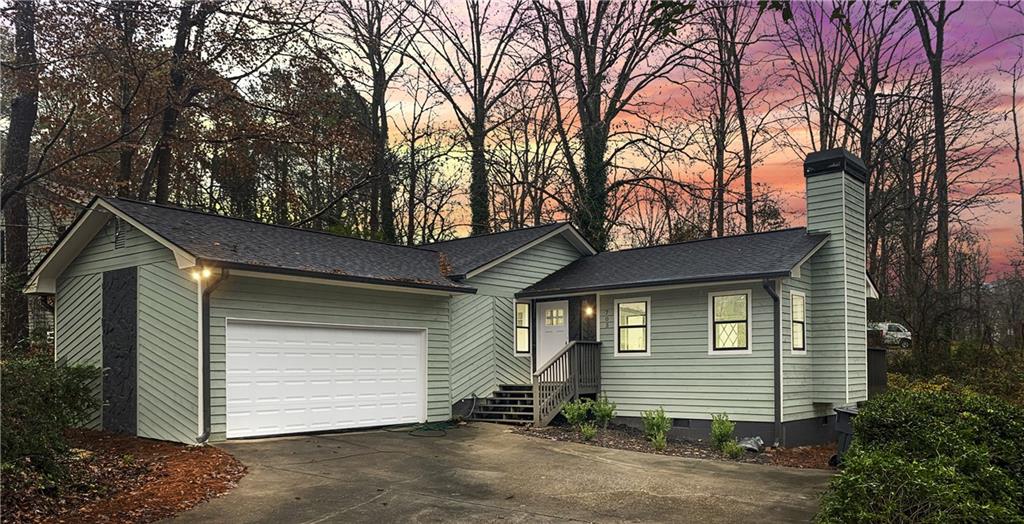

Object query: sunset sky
[699,2,1023,275]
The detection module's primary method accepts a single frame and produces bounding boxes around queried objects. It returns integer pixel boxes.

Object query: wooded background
[3,0,1023,372]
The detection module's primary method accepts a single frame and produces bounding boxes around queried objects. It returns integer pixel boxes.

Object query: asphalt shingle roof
[517,228,829,297]
[102,197,473,292]
[419,222,572,277]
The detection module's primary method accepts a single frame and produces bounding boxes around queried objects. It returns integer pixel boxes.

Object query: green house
[26,149,877,446]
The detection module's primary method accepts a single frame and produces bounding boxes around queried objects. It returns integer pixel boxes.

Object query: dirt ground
[514,423,836,470]
[2,429,246,523]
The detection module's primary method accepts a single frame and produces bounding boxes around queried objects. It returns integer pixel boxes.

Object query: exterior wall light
[584,305,595,317]
[192,267,213,281]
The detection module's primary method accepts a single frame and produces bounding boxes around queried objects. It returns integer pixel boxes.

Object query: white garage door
[225,321,426,438]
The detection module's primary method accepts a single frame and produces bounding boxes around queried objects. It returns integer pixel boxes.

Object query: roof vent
[113,218,126,249]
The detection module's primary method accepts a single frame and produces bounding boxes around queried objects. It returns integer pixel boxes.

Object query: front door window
[536,301,569,370]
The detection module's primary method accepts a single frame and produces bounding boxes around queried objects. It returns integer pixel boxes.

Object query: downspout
[762,278,782,447]
[196,268,227,444]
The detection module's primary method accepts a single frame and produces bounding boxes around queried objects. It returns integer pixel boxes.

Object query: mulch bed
[2,429,246,523]
[513,423,835,470]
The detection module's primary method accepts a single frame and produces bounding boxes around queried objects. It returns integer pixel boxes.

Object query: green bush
[721,440,745,459]
[641,407,671,448]
[561,398,592,429]
[710,412,735,451]
[0,356,101,476]
[816,389,1024,522]
[580,421,598,441]
[651,432,667,451]
[591,394,616,429]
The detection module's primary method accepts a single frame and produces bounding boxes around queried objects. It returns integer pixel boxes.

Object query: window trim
[613,297,651,357]
[514,301,531,356]
[790,290,807,353]
[707,290,753,355]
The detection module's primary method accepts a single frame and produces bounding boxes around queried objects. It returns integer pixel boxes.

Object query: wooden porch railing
[532,340,601,427]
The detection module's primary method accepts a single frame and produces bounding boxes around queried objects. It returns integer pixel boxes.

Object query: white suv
[870,322,912,349]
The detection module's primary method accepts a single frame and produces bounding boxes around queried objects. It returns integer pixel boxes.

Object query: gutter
[762,278,782,447]
[517,271,792,299]
[209,261,475,294]
[196,268,228,444]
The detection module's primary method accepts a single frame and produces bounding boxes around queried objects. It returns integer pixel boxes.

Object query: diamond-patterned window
[515,303,530,354]
[712,293,748,351]
[617,300,649,353]
[792,293,806,351]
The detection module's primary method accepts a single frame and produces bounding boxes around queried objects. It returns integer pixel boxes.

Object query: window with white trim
[711,293,748,351]
[791,292,806,351]
[515,303,530,354]
[616,299,649,353]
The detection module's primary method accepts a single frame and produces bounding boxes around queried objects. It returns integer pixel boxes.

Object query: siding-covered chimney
[804,149,868,405]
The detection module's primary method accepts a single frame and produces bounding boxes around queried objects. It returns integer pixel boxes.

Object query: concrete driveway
[173,423,830,523]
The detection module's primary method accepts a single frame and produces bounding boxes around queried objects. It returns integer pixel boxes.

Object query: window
[515,303,530,354]
[791,292,806,352]
[888,324,903,333]
[615,299,649,354]
[544,307,565,326]
[710,292,750,352]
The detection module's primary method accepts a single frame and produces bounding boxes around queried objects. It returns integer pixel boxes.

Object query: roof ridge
[419,221,569,247]
[103,196,443,255]
[600,226,816,255]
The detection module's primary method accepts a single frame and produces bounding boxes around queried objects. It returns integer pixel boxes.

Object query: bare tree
[1,0,39,352]
[305,0,421,242]
[1001,47,1024,252]
[533,0,698,249]
[909,0,963,294]
[408,0,533,234]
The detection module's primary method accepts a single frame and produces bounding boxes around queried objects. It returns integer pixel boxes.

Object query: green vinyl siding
[54,218,199,443]
[137,262,199,443]
[781,271,832,422]
[55,273,103,428]
[598,283,776,422]
[450,233,583,401]
[207,277,452,442]
[806,171,868,404]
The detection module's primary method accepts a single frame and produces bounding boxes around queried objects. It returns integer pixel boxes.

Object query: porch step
[465,384,534,425]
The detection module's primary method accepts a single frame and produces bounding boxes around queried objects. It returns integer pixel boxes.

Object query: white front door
[225,320,426,438]
[536,300,569,370]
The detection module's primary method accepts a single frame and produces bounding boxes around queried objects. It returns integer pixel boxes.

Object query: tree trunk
[1010,63,1024,253]
[1,0,39,354]
[137,1,199,203]
[115,0,136,196]
[580,124,609,250]
[469,123,490,235]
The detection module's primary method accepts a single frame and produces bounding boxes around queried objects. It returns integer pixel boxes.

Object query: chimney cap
[804,148,868,184]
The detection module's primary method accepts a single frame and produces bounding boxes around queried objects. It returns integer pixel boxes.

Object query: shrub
[651,432,667,451]
[710,413,735,451]
[641,407,671,449]
[591,394,616,429]
[561,398,592,429]
[721,440,745,460]
[580,421,598,441]
[816,389,1024,522]
[1,356,101,476]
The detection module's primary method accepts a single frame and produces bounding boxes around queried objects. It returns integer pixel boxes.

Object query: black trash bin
[831,405,859,467]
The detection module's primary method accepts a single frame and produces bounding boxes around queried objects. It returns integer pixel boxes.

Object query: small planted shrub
[710,412,736,451]
[651,432,667,451]
[580,421,598,441]
[592,394,617,429]
[641,407,671,450]
[561,398,592,429]
[816,389,1024,522]
[721,440,745,459]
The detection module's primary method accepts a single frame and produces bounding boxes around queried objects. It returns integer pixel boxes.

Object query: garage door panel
[226,321,426,438]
